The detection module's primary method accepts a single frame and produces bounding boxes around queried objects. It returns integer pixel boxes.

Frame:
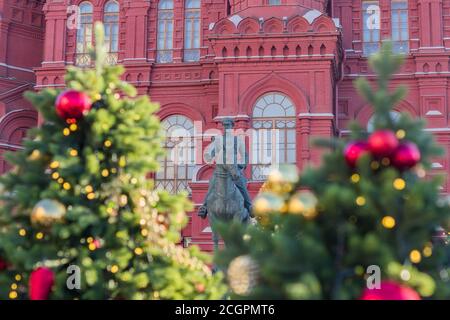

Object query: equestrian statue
[197,119,252,252]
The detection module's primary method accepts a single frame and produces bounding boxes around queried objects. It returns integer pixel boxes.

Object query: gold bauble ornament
[264,165,299,195]
[288,190,318,219]
[253,192,285,224]
[227,255,259,296]
[31,199,66,227]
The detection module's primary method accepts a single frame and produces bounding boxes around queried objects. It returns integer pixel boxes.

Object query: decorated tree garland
[216,43,450,300]
[344,129,420,171]
[0,23,226,300]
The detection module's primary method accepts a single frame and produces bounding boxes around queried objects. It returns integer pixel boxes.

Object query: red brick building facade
[1,0,450,249]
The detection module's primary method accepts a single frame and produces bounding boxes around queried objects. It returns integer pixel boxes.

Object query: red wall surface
[1,0,450,250]
[0,0,43,171]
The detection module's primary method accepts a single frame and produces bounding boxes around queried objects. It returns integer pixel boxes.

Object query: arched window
[367,111,401,132]
[184,0,201,62]
[157,0,174,63]
[76,2,93,66]
[156,115,196,194]
[252,93,296,180]
[104,0,120,65]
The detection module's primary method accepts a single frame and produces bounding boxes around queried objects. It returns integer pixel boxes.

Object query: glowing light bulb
[381,216,396,229]
[350,174,360,183]
[371,161,380,170]
[50,161,60,169]
[110,265,119,273]
[381,157,390,166]
[410,250,422,264]
[356,196,366,206]
[396,129,406,139]
[423,245,432,257]
[393,178,406,190]
[400,269,411,281]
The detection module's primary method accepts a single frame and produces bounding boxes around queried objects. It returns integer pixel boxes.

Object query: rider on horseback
[198,118,253,219]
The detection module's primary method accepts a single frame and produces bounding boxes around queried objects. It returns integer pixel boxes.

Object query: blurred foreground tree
[0,23,225,300]
[216,43,450,300]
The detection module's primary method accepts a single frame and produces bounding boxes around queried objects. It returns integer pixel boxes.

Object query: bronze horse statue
[205,163,251,253]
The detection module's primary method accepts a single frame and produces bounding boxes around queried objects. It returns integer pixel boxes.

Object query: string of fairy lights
[7,114,214,299]
[244,161,450,297]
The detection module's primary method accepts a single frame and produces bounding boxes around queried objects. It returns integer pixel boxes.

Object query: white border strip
[0,62,34,73]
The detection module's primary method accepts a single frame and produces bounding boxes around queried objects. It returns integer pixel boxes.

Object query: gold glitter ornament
[227,255,259,296]
[31,199,66,226]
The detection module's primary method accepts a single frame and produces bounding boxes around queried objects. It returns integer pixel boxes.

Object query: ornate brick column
[123,0,151,62]
[34,0,69,124]
[417,0,444,50]
[122,1,151,91]
[334,0,353,51]
[298,116,311,170]
[173,0,184,63]
[298,113,335,168]
[41,0,68,68]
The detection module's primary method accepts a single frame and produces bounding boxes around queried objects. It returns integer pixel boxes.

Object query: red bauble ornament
[55,90,92,120]
[0,257,7,271]
[344,141,370,167]
[368,130,399,158]
[195,283,206,293]
[360,280,421,300]
[29,267,55,300]
[391,142,421,170]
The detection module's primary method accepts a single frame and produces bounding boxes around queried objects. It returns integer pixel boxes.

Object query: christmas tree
[0,23,225,300]
[215,43,450,300]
